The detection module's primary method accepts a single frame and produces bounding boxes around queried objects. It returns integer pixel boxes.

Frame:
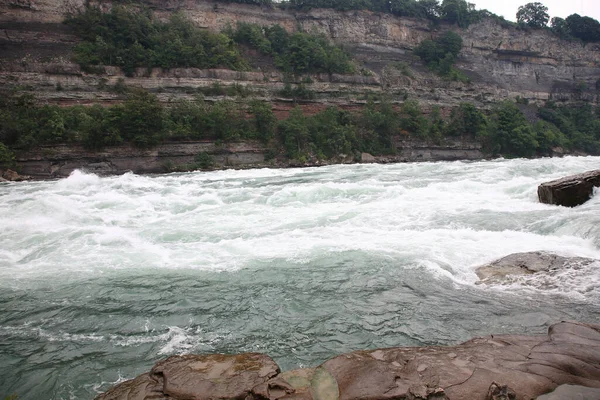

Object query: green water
[1,157,599,399]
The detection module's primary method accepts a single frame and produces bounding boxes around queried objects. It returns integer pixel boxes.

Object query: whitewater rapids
[0,156,599,399]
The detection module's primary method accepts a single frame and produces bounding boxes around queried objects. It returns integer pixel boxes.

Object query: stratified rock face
[475,251,598,284]
[96,321,600,400]
[538,170,600,207]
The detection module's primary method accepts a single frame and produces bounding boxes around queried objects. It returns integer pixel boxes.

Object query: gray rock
[536,384,600,400]
[538,170,600,207]
[476,251,597,284]
[360,152,377,163]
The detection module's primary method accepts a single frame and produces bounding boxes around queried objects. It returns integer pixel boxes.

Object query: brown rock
[538,170,600,207]
[96,322,600,400]
[2,169,31,181]
[96,353,279,400]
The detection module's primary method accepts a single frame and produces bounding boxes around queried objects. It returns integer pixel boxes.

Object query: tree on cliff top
[516,2,549,28]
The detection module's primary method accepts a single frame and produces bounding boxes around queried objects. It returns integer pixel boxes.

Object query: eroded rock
[475,251,598,284]
[538,170,600,207]
[96,322,600,400]
[96,353,279,400]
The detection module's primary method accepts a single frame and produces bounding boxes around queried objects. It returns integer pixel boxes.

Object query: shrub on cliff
[110,90,166,147]
[230,23,354,74]
[445,102,488,138]
[66,7,249,75]
[0,142,15,169]
[414,31,463,78]
[486,101,538,157]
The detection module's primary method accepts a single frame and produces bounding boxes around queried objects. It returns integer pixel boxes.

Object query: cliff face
[1,0,599,109]
[0,0,598,177]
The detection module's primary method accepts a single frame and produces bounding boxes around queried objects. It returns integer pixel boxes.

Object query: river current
[1,157,600,399]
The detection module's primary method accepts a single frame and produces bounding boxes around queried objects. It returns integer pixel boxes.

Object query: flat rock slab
[476,251,598,284]
[538,169,600,207]
[96,321,600,400]
[96,353,280,400]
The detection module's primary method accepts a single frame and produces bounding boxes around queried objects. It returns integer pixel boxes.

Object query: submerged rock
[96,321,600,400]
[538,169,600,207]
[475,251,597,284]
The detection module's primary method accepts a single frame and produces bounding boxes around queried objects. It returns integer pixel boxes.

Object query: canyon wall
[0,0,598,176]
[1,0,599,110]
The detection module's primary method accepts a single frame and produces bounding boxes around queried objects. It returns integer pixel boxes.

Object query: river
[1,156,599,399]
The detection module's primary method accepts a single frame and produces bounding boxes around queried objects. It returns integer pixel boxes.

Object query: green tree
[565,14,600,42]
[487,101,538,157]
[112,89,165,147]
[0,142,15,168]
[278,106,310,158]
[249,100,277,143]
[516,2,549,28]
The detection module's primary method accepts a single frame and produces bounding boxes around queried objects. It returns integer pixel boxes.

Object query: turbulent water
[1,157,600,399]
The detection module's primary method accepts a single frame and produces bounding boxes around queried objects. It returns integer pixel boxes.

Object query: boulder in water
[96,321,600,400]
[1,169,31,181]
[475,251,597,284]
[538,170,600,207]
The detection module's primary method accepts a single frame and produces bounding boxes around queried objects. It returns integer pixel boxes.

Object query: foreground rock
[96,321,600,400]
[476,251,598,284]
[538,169,600,207]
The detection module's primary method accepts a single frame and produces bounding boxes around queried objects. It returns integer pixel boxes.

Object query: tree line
[1,89,599,170]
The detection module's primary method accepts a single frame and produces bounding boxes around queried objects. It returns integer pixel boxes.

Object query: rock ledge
[96,321,600,400]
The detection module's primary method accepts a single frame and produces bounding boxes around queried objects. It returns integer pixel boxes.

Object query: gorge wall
[0,0,599,177]
[2,0,599,109]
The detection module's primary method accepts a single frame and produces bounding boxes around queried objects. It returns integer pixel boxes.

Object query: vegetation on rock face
[0,142,15,169]
[229,22,355,74]
[413,31,466,80]
[65,7,249,75]
[2,88,599,162]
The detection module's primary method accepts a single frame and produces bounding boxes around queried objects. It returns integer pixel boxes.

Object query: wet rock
[97,322,600,400]
[96,353,279,400]
[475,251,598,284]
[538,170,600,207]
[536,384,600,399]
[1,169,31,181]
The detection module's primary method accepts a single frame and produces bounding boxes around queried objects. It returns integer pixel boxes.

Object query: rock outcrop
[12,137,483,180]
[0,168,31,181]
[475,251,598,284]
[538,170,600,207]
[96,321,600,400]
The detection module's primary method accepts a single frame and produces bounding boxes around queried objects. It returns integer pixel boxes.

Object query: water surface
[1,157,599,399]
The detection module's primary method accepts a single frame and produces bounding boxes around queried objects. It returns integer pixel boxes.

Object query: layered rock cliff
[1,0,599,109]
[1,0,599,177]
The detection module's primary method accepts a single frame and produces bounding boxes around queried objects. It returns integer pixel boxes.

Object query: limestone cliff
[0,0,599,177]
[1,0,599,109]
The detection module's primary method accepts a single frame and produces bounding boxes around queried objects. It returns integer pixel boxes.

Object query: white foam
[1,157,599,300]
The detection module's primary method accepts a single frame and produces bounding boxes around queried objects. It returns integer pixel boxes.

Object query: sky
[468,0,600,22]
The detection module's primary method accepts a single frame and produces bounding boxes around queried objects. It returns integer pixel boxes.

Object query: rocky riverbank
[10,137,484,180]
[95,321,600,400]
